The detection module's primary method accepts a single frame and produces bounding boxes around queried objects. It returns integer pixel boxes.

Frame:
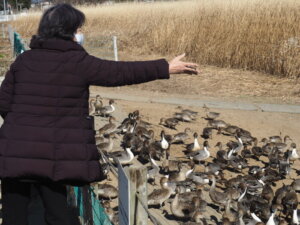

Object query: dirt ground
[93,96,300,225]
[89,51,300,105]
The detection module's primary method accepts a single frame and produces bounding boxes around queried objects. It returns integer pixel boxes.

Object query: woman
[0,3,198,225]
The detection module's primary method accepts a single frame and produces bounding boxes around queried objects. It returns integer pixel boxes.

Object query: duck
[232,133,244,154]
[187,170,210,186]
[99,99,115,117]
[159,117,178,130]
[108,147,134,165]
[95,133,111,145]
[241,145,253,159]
[147,155,160,185]
[288,143,299,163]
[98,116,117,136]
[245,179,264,196]
[180,211,207,225]
[205,111,220,120]
[186,132,201,153]
[223,199,238,223]
[279,153,291,177]
[148,177,174,207]
[134,111,152,128]
[178,189,204,203]
[261,183,274,205]
[138,140,162,163]
[117,113,135,133]
[96,183,118,199]
[187,141,210,164]
[292,205,300,225]
[94,95,103,115]
[248,166,263,176]
[221,125,241,136]
[97,133,114,153]
[249,212,263,225]
[251,138,264,159]
[207,119,228,129]
[160,130,170,151]
[273,184,291,207]
[173,112,195,122]
[177,106,198,117]
[102,201,118,224]
[228,155,247,172]
[266,207,277,225]
[215,142,234,168]
[167,162,194,182]
[171,188,201,220]
[203,104,220,120]
[124,133,144,156]
[202,127,213,139]
[291,179,300,192]
[89,98,96,115]
[269,135,291,144]
[208,175,229,210]
[172,128,191,144]
[282,189,298,213]
[205,162,221,176]
[270,136,293,152]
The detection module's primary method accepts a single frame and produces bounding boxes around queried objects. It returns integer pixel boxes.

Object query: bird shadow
[225,167,243,174]
[210,215,221,225]
[163,211,190,222]
[207,203,222,212]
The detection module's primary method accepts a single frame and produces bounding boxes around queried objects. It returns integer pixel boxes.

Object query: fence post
[129,167,148,225]
[7,25,14,56]
[113,36,118,61]
[1,24,5,38]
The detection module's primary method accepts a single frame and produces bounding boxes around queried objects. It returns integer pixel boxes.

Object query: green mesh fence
[13,32,26,56]
[68,186,113,225]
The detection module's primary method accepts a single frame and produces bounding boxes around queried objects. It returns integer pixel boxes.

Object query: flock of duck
[90,96,300,225]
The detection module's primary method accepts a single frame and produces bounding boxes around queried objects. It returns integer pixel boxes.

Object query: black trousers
[1,179,70,225]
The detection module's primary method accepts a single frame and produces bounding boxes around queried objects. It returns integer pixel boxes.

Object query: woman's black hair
[35,3,85,41]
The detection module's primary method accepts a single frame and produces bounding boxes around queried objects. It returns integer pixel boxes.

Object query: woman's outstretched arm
[82,53,198,86]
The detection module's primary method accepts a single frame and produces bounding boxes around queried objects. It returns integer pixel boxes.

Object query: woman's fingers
[185,62,198,67]
[184,66,198,74]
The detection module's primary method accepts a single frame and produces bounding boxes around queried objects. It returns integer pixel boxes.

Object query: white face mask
[75,33,84,45]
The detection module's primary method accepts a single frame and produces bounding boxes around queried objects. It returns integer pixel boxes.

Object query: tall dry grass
[11,0,300,78]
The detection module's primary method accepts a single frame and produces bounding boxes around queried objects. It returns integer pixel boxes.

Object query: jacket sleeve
[0,63,16,119]
[82,55,170,86]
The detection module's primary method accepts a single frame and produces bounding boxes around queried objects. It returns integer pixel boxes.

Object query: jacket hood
[29,36,84,52]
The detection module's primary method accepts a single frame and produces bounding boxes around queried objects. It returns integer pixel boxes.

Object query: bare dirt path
[90,88,300,114]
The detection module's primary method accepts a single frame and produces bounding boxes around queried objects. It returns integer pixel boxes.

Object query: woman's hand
[169,53,199,75]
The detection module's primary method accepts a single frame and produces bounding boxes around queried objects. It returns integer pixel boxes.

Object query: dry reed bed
[11,0,300,78]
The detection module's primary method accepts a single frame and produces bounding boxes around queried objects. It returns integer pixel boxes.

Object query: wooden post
[128,167,148,225]
[118,164,148,225]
